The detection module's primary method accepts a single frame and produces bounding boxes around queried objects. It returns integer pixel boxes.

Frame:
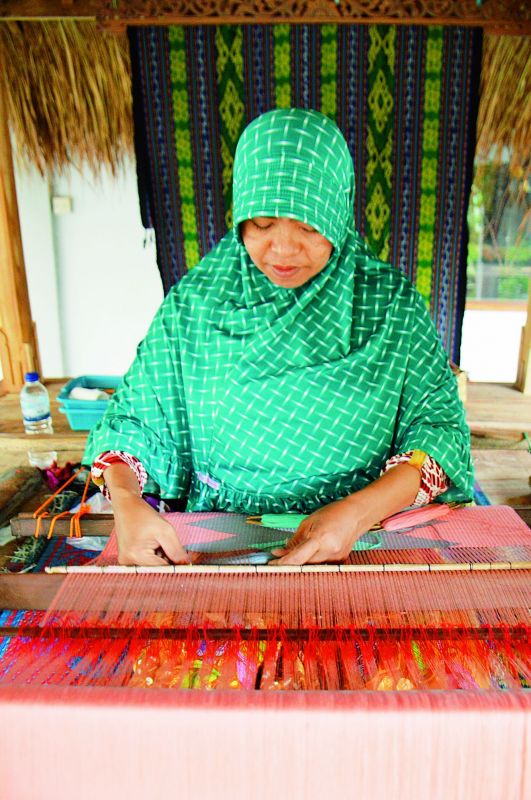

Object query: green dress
[85,109,473,513]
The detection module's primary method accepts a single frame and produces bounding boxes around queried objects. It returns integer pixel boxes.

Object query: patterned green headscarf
[85,108,473,512]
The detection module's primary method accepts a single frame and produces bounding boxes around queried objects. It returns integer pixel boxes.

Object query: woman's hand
[270,496,364,565]
[114,494,190,566]
[269,461,423,565]
[102,462,190,566]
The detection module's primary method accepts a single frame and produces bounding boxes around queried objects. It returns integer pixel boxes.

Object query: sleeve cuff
[91,450,148,499]
[382,450,450,506]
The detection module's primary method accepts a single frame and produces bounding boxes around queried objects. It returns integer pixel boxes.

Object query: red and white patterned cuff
[91,450,147,499]
[383,450,450,507]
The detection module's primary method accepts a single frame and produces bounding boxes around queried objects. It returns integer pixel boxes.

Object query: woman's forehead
[248,216,315,226]
[232,108,355,248]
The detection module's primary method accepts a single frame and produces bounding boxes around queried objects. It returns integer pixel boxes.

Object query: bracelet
[407,449,428,472]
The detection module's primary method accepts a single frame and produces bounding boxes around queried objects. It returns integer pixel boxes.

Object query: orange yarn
[33,467,92,539]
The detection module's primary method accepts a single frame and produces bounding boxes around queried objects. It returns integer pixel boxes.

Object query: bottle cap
[24,372,40,382]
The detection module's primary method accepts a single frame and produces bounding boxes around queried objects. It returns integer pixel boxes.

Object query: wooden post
[516,280,531,394]
[0,47,41,393]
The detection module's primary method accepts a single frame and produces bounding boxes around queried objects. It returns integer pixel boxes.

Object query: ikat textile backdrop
[128,25,482,362]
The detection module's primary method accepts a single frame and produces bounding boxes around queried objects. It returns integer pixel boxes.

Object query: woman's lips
[271,264,300,277]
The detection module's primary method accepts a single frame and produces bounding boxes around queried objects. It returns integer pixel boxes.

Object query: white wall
[15,158,163,379]
[460,308,526,383]
[15,166,63,376]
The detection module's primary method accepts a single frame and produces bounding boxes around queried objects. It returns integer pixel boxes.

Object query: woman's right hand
[102,462,190,566]
[114,494,190,566]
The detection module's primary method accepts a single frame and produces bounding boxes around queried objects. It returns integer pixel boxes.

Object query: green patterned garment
[85,109,473,512]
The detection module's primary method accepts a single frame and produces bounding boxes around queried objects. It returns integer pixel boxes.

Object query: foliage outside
[467,160,530,302]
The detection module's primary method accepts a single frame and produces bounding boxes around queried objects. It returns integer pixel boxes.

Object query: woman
[85,108,473,566]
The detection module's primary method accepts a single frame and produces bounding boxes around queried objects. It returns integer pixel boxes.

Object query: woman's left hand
[269,496,365,565]
[268,462,422,565]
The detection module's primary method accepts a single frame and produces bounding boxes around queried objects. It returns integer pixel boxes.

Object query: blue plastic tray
[58,375,121,431]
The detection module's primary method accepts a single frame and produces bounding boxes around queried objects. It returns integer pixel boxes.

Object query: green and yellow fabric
[85,109,473,512]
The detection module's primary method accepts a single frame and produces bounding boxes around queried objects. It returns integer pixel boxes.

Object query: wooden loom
[0,503,530,800]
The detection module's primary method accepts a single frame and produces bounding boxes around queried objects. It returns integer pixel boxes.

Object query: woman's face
[240,217,333,288]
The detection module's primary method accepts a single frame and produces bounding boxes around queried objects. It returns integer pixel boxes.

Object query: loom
[0,504,530,800]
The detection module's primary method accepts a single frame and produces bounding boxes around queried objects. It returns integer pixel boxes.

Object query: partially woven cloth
[129,24,481,362]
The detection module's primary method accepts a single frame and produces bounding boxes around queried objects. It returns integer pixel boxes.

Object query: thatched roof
[0,22,529,181]
[476,34,530,178]
[0,20,132,175]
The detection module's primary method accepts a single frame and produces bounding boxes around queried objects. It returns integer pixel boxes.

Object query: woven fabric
[92,506,531,564]
[129,24,481,361]
[85,109,473,511]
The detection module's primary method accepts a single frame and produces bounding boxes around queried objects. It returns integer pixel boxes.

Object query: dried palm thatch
[0,22,528,183]
[476,35,531,179]
[0,20,133,176]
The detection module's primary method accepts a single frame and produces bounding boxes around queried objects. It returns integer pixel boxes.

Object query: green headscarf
[85,108,473,512]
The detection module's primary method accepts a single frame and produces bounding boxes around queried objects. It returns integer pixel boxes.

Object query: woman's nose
[270,223,301,256]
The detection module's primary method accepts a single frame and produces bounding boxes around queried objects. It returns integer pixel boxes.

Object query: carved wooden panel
[1,0,529,32]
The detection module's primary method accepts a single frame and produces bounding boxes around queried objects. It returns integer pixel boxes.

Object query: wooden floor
[466,382,531,506]
[1,379,530,508]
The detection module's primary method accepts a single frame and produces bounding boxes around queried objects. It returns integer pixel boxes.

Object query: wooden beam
[0,0,529,34]
[516,280,531,395]
[0,573,66,610]
[0,46,41,391]
[0,431,87,454]
[469,424,529,440]
[10,512,114,537]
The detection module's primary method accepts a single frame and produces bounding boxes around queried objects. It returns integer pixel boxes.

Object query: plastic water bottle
[20,372,54,434]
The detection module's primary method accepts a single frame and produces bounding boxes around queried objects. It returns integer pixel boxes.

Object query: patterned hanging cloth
[128,24,482,362]
[84,109,473,512]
